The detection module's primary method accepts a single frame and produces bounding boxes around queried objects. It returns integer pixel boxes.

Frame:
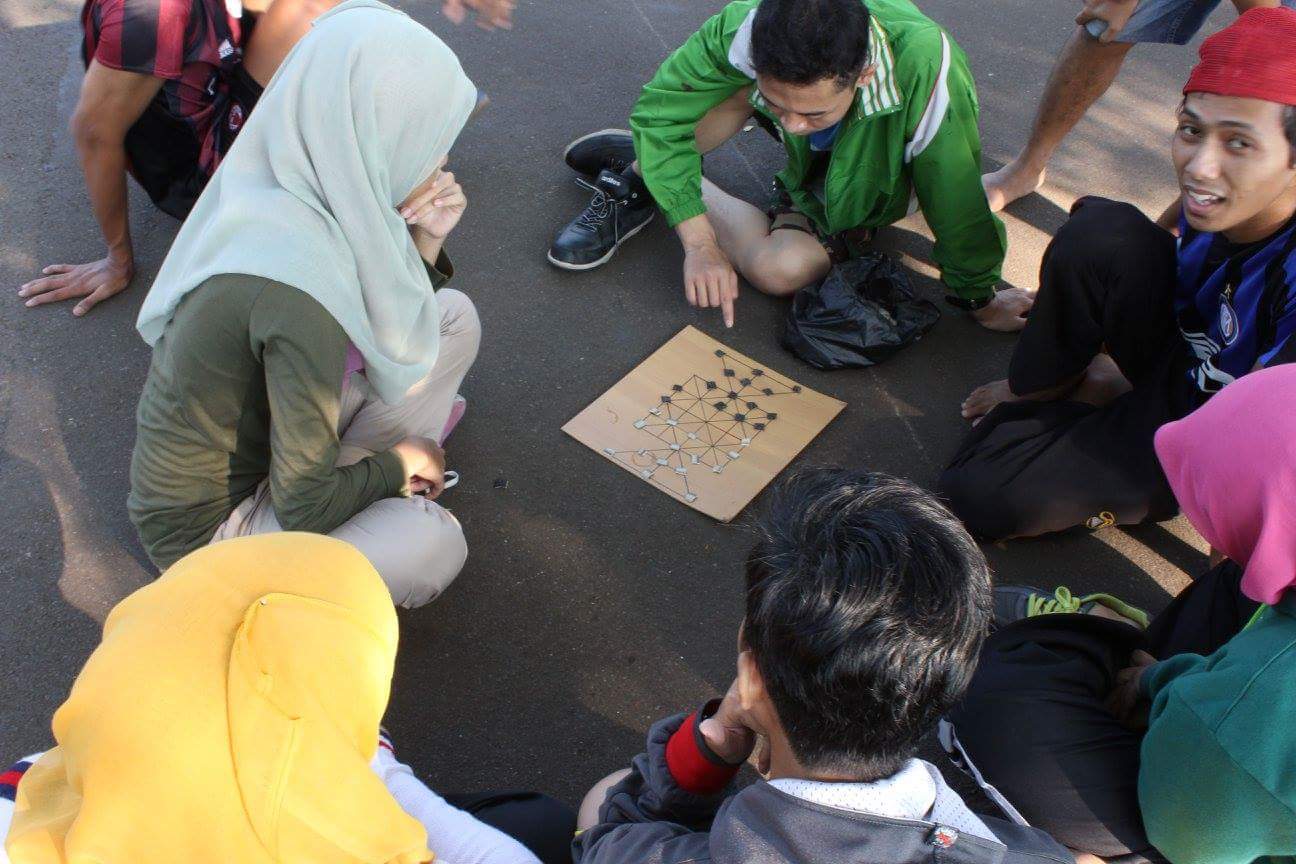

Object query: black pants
[938,199,1199,541]
[443,790,576,864]
[947,562,1258,860]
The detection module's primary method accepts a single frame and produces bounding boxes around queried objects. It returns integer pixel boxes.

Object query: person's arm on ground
[18,61,161,316]
[371,741,541,864]
[254,286,442,532]
[629,2,755,326]
[573,693,748,863]
[904,30,1027,331]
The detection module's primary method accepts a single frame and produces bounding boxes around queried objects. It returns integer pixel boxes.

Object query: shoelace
[1025,586,1083,617]
[574,176,616,233]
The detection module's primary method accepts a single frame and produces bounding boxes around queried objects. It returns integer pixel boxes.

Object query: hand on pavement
[393,435,448,499]
[683,240,738,328]
[19,254,134,316]
[698,678,759,766]
[971,287,1034,332]
[441,0,515,29]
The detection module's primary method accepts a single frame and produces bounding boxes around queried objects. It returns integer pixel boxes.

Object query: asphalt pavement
[0,0,1225,804]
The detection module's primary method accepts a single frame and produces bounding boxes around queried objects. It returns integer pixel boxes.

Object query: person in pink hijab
[941,365,1296,864]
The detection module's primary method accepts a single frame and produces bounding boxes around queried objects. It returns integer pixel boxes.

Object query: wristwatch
[945,292,995,311]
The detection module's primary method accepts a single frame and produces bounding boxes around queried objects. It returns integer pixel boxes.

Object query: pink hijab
[1154,366,1296,605]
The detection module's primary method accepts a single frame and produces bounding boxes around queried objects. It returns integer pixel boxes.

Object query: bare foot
[961,375,1081,423]
[1072,353,1132,407]
[982,161,1047,213]
[961,379,1015,422]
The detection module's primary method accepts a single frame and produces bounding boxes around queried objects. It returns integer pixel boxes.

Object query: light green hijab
[136,0,477,405]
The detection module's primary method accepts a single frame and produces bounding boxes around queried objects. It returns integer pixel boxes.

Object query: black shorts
[124,62,263,219]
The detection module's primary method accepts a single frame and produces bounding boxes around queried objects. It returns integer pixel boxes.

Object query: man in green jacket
[547,0,1031,331]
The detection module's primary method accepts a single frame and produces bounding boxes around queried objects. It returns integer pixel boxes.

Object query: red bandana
[1184,8,1296,106]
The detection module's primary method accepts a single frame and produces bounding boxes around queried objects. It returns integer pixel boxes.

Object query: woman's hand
[392,435,448,499]
[399,157,467,241]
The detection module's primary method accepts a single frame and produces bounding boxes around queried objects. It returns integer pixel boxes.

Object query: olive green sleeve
[251,284,408,534]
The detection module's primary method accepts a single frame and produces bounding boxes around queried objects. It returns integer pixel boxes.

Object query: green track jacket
[629,0,1006,302]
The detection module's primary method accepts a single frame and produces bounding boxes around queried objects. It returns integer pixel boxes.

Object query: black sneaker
[564,128,636,178]
[548,168,655,271]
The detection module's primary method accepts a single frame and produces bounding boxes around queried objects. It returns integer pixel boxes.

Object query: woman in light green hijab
[128,0,481,608]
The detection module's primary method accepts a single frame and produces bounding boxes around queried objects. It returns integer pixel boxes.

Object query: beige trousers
[211,288,481,608]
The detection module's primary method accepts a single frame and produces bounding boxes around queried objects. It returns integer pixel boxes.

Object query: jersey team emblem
[1219,296,1239,345]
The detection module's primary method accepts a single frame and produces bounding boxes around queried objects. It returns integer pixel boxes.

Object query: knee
[1048,198,1165,272]
[745,246,821,296]
[343,498,468,608]
[437,288,482,363]
[936,464,1016,542]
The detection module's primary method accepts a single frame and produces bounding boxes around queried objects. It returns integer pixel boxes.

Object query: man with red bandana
[15,0,511,318]
[937,7,1296,543]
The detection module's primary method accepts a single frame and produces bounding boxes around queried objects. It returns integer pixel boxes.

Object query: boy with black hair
[572,469,1073,864]
[547,0,1031,333]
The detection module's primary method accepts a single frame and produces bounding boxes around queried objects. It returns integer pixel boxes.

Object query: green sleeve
[252,284,408,534]
[1139,654,1209,702]
[630,0,758,226]
[1139,688,1296,864]
[426,248,453,288]
[904,31,1005,301]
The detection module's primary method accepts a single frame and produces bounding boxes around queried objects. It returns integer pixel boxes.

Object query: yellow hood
[6,533,432,864]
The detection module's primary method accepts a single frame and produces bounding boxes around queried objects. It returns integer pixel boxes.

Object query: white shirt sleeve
[370,747,542,864]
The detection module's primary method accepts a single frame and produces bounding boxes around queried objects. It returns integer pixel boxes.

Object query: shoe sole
[563,127,634,173]
[546,211,655,272]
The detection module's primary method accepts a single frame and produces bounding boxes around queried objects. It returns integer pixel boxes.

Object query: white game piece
[641,469,653,478]
[603,447,615,455]
[687,432,698,440]
[690,455,700,464]
[712,466,723,474]
[667,419,678,427]
[741,437,751,445]
[633,420,646,429]
[728,450,740,460]
[656,458,668,466]
[674,467,687,475]
[685,493,697,502]
[670,443,681,451]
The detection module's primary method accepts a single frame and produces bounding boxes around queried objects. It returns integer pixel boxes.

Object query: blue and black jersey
[1175,214,1296,396]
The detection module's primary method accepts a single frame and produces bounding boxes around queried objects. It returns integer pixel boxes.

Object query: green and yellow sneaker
[993,585,1149,629]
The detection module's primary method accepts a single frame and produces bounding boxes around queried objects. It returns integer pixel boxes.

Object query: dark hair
[750,0,872,88]
[742,469,991,778]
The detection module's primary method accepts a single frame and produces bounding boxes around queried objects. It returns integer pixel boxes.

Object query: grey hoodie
[574,712,1074,864]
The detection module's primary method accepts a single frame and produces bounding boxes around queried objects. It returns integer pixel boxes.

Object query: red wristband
[665,710,741,795]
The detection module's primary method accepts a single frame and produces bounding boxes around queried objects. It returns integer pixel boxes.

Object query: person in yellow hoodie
[0,533,574,863]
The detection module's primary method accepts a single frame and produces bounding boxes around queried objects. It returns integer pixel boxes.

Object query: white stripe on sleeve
[903,31,952,163]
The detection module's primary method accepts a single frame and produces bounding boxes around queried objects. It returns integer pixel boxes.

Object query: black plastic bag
[779,253,940,370]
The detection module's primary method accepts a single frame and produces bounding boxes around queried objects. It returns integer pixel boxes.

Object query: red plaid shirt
[81,0,246,177]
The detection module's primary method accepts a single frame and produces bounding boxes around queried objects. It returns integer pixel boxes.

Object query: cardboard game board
[563,326,846,521]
